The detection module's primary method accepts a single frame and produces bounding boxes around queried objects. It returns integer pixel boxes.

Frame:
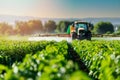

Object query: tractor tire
[71,32,77,40]
[86,31,92,40]
[86,37,91,40]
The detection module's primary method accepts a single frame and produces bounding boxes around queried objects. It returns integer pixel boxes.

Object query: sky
[0,0,120,18]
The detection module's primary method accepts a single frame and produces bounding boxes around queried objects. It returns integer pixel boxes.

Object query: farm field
[0,38,120,80]
[0,0,120,79]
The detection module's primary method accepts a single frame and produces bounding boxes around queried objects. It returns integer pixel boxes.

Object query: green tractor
[68,21,93,40]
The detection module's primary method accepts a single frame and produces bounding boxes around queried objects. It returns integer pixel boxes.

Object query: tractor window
[75,23,87,31]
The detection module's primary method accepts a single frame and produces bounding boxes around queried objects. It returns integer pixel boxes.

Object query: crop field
[0,39,120,80]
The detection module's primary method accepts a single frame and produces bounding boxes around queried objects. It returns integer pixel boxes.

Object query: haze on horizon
[0,0,120,18]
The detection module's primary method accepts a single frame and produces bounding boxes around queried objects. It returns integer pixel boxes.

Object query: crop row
[72,40,120,80]
[0,40,53,66]
[0,40,90,80]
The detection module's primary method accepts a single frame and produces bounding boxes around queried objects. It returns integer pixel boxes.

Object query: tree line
[0,20,72,36]
[0,19,118,36]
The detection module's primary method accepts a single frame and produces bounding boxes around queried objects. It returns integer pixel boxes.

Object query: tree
[0,22,14,35]
[116,25,120,31]
[15,21,29,35]
[56,21,66,33]
[15,20,43,35]
[44,20,57,33]
[56,21,72,33]
[93,21,114,34]
[28,20,43,33]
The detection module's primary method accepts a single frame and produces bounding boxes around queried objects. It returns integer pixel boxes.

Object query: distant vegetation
[0,19,119,36]
[55,21,72,33]
[44,20,57,33]
[0,20,73,36]
[0,20,43,36]
[93,21,114,34]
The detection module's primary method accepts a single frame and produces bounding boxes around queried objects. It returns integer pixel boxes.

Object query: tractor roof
[74,21,89,24]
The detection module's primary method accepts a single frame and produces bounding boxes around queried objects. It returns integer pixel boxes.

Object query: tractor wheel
[71,32,77,40]
[87,37,91,40]
[86,31,92,40]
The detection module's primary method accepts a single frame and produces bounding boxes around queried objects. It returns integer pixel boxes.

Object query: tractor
[68,21,93,40]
